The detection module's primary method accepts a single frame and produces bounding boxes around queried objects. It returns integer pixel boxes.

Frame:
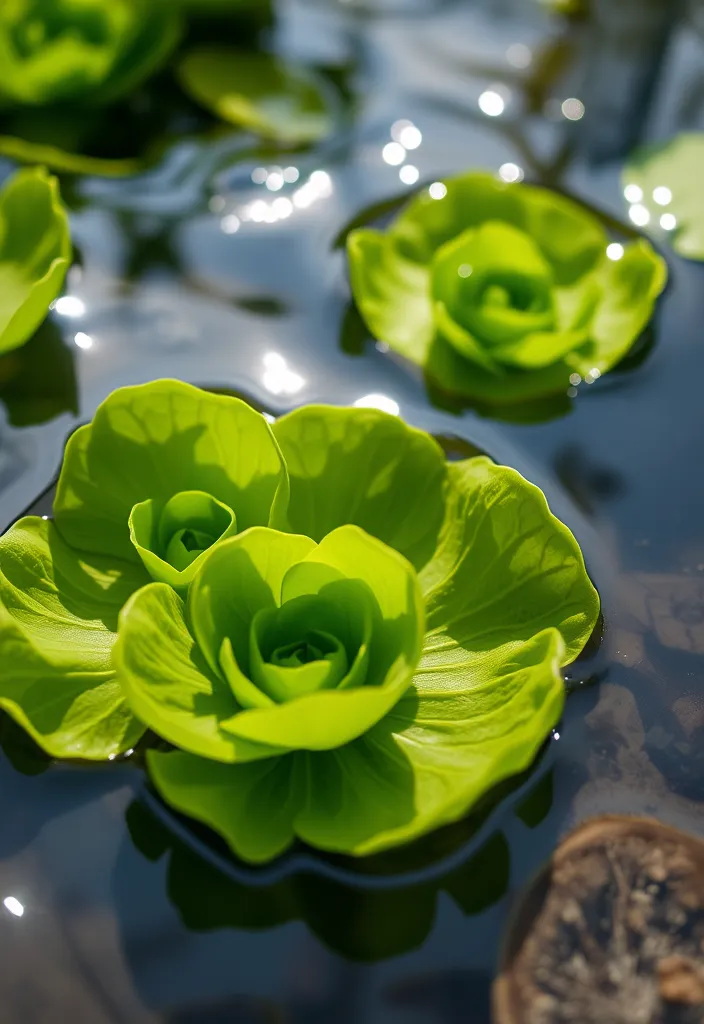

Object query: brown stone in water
[493,816,704,1024]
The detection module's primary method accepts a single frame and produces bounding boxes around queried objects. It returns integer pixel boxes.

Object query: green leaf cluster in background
[0,0,182,107]
[348,172,667,407]
[0,381,599,861]
[624,133,704,262]
[0,166,71,355]
[178,48,333,145]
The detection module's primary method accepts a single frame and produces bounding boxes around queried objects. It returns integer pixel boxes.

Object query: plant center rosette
[0,0,181,107]
[0,380,600,861]
[347,172,667,407]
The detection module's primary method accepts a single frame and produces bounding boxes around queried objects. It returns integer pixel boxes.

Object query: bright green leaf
[178,48,333,145]
[272,403,447,571]
[418,457,600,663]
[54,379,289,563]
[129,489,239,592]
[0,166,71,356]
[0,517,147,759]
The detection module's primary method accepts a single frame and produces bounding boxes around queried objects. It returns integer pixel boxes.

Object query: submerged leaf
[178,48,333,145]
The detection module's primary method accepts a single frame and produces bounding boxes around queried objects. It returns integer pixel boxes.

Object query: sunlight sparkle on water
[354,394,400,416]
[478,90,505,117]
[399,165,419,185]
[3,898,23,917]
[54,296,85,317]
[383,142,406,166]
[499,162,523,183]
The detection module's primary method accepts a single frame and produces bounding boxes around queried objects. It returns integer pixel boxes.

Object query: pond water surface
[1,1,704,1021]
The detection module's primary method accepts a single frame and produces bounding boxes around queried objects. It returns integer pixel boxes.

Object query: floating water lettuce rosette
[347,172,667,406]
[0,0,182,174]
[0,380,599,862]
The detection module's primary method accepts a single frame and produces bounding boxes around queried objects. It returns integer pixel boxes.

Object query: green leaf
[0,167,71,356]
[272,403,447,571]
[348,171,665,407]
[115,581,284,764]
[129,489,239,592]
[53,379,289,563]
[177,48,333,145]
[347,229,434,365]
[569,240,668,376]
[418,457,600,663]
[0,0,182,107]
[147,749,301,864]
[0,517,147,759]
[623,133,704,260]
[146,629,565,862]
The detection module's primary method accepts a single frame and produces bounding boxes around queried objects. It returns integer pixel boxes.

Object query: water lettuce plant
[0,380,599,859]
[624,133,704,261]
[0,0,182,107]
[0,166,71,355]
[348,172,667,406]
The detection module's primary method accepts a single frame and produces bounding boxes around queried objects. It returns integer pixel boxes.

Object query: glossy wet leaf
[0,167,71,356]
[348,172,666,406]
[0,0,182,107]
[272,404,447,571]
[624,133,704,261]
[0,517,146,759]
[178,48,333,145]
[418,457,600,664]
[54,379,289,563]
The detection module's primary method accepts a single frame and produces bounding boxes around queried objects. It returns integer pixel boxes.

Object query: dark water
[1,1,704,1020]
